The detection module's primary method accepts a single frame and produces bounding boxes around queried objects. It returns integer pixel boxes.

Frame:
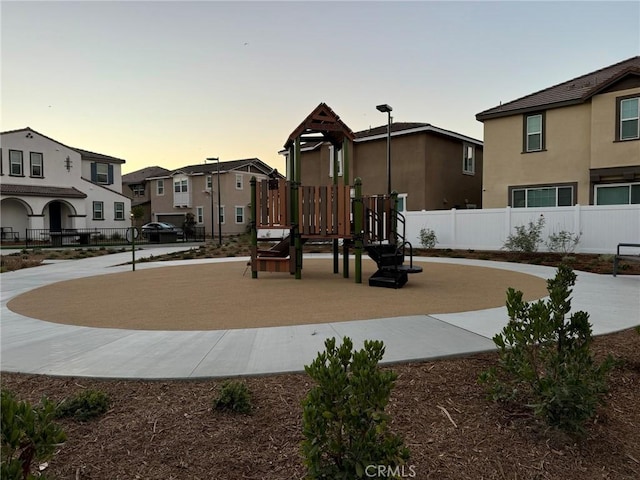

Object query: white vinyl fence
[405,204,640,254]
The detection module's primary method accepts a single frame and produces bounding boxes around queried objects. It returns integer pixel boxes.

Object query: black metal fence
[1,227,205,249]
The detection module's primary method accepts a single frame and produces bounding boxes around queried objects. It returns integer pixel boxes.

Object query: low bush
[546,230,582,254]
[213,380,252,414]
[1,390,66,480]
[479,265,614,436]
[301,337,409,478]
[418,227,437,249]
[503,215,545,253]
[56,389,110,421]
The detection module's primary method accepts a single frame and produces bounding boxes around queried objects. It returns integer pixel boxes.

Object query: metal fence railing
[0,227,206,249]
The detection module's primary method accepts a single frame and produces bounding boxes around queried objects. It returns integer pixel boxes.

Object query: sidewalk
[1,250,638,379]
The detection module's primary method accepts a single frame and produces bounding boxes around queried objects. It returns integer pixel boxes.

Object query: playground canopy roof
[284,103,355,150]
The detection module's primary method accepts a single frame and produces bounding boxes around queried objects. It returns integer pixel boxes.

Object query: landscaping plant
[56,389,110,421]
[546,229,582,254]
[301,337,409,479]
[418,227,437,249]
[479,265,614,435]
[213,380,252,414]
[502,215,545,253]
[1,390,66,480]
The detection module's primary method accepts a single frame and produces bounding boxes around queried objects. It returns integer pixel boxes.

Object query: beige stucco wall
[482,103,592,207]
[591,87,640,168]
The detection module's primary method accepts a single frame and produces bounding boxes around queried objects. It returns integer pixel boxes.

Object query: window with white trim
[132,184,145,197]
[462,143,475,175]
[95,163,109,184]
[395,193,408,213]
[114,202,125,220]
[595,183,640,205]
[30,152,43,177]
[219,205,225,224]
[157,180,165,195]
[524,113,544,152]
[328,145,343,178]
[512,185,573,207]
[206,175,212,190]
[9,150,23,176]
[620,97,639,140]
[196,206,204,224]
[174,178,188,193]
[93,201,104,220]
[236,174,243,190]
[235,206,244,224]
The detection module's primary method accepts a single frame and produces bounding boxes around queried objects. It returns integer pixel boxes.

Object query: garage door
[157,214,185,226]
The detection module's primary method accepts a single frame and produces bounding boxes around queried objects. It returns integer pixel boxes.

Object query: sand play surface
[7,258,548,331]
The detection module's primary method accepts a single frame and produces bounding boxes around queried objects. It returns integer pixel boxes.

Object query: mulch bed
[2,328,639,480]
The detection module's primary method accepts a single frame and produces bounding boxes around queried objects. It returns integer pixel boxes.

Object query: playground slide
[257,235,291,258]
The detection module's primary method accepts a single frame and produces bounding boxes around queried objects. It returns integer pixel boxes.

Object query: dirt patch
[2,328,639,479]
[7,259,548,330]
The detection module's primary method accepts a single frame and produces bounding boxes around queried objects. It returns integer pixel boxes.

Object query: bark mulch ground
[2,329,639,480]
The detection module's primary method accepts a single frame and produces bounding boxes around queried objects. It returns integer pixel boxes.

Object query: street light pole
[376,104,393,195]
[206,157,219,244]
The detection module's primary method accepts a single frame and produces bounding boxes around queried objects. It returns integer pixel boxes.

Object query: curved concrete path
[1,247,638,379]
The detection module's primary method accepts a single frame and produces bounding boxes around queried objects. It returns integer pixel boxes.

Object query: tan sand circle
[7,259,548,331]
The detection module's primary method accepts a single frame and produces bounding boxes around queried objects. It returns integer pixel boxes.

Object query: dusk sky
[2,1,639,174]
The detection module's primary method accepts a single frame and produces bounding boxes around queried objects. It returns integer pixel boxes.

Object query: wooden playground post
[332,144,340,274]
[294,138,302,279]
[354,178,363,284]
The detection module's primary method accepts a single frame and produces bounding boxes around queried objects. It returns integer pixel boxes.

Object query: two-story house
[147,159,278,237]
[476,56,640,208]
[122,166,170,225]
[0,127,131,241]
[287,104,484,211]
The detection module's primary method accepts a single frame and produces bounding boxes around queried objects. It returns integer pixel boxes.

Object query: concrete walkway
[1,247,638,379]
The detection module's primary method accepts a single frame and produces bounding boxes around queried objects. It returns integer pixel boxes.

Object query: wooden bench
[613,243,640,277]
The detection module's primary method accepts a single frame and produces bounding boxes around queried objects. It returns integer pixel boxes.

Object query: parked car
[141,222,183,239]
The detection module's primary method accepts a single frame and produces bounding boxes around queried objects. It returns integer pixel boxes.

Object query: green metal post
[354,178,363,284]
[250,176,258,278]
[294,138,302,279]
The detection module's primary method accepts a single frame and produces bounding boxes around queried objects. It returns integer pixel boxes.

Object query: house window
[9,150,23,176]
[619,97,639,141]
[235,206,244,224]
[595,183,640,205]
[206,175,212,190]
[91,163,113,185]
[132,184,145,196]
[219,206,225,224]
[114,202,125,220]
[463,143,475,175]
[93,201,104,220]
[236,174,243,190]
[395,193,408,212]
[524,113,544,152]
[30,152,43,178]
[329,145,344,178]
[511,185,573,207]
[174,178,188,193]
[196,206,204,224]
[157,180,165,195]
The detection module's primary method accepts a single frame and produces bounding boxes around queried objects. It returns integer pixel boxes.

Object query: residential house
[476,56,640,208]
[289,113,483,211]
[0,127,131,241]
[122,166,170,225]
[147,159,278,237]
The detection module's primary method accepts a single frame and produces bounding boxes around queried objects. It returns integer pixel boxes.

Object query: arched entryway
[0,198,32,241]
[43,200,76,231]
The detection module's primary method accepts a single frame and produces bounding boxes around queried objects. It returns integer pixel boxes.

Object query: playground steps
[252,235,295,274]
[365,244,423,289]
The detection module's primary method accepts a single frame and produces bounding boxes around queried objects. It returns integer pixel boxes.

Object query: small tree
[1,390,66,480]
[503,215,545,253]
[546,230,582,254]
[479,265,614,436]
[301,337,409,479]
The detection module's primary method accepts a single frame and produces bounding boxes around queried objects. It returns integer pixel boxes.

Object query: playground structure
[250,103,422,288]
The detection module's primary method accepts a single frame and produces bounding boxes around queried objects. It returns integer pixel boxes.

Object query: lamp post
[206,157,222,246]
[376,104,393,195]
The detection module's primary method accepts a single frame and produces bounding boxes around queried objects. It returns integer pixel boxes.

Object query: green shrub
[546,230,582,254]
[56,389,110,421]
[110,232,122,241]
[1,390,66,480]
[479,265,614,436]
[301,337,409,479]
[503,216,545,253]
[418,227,437,249]
[213,380,252,414]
